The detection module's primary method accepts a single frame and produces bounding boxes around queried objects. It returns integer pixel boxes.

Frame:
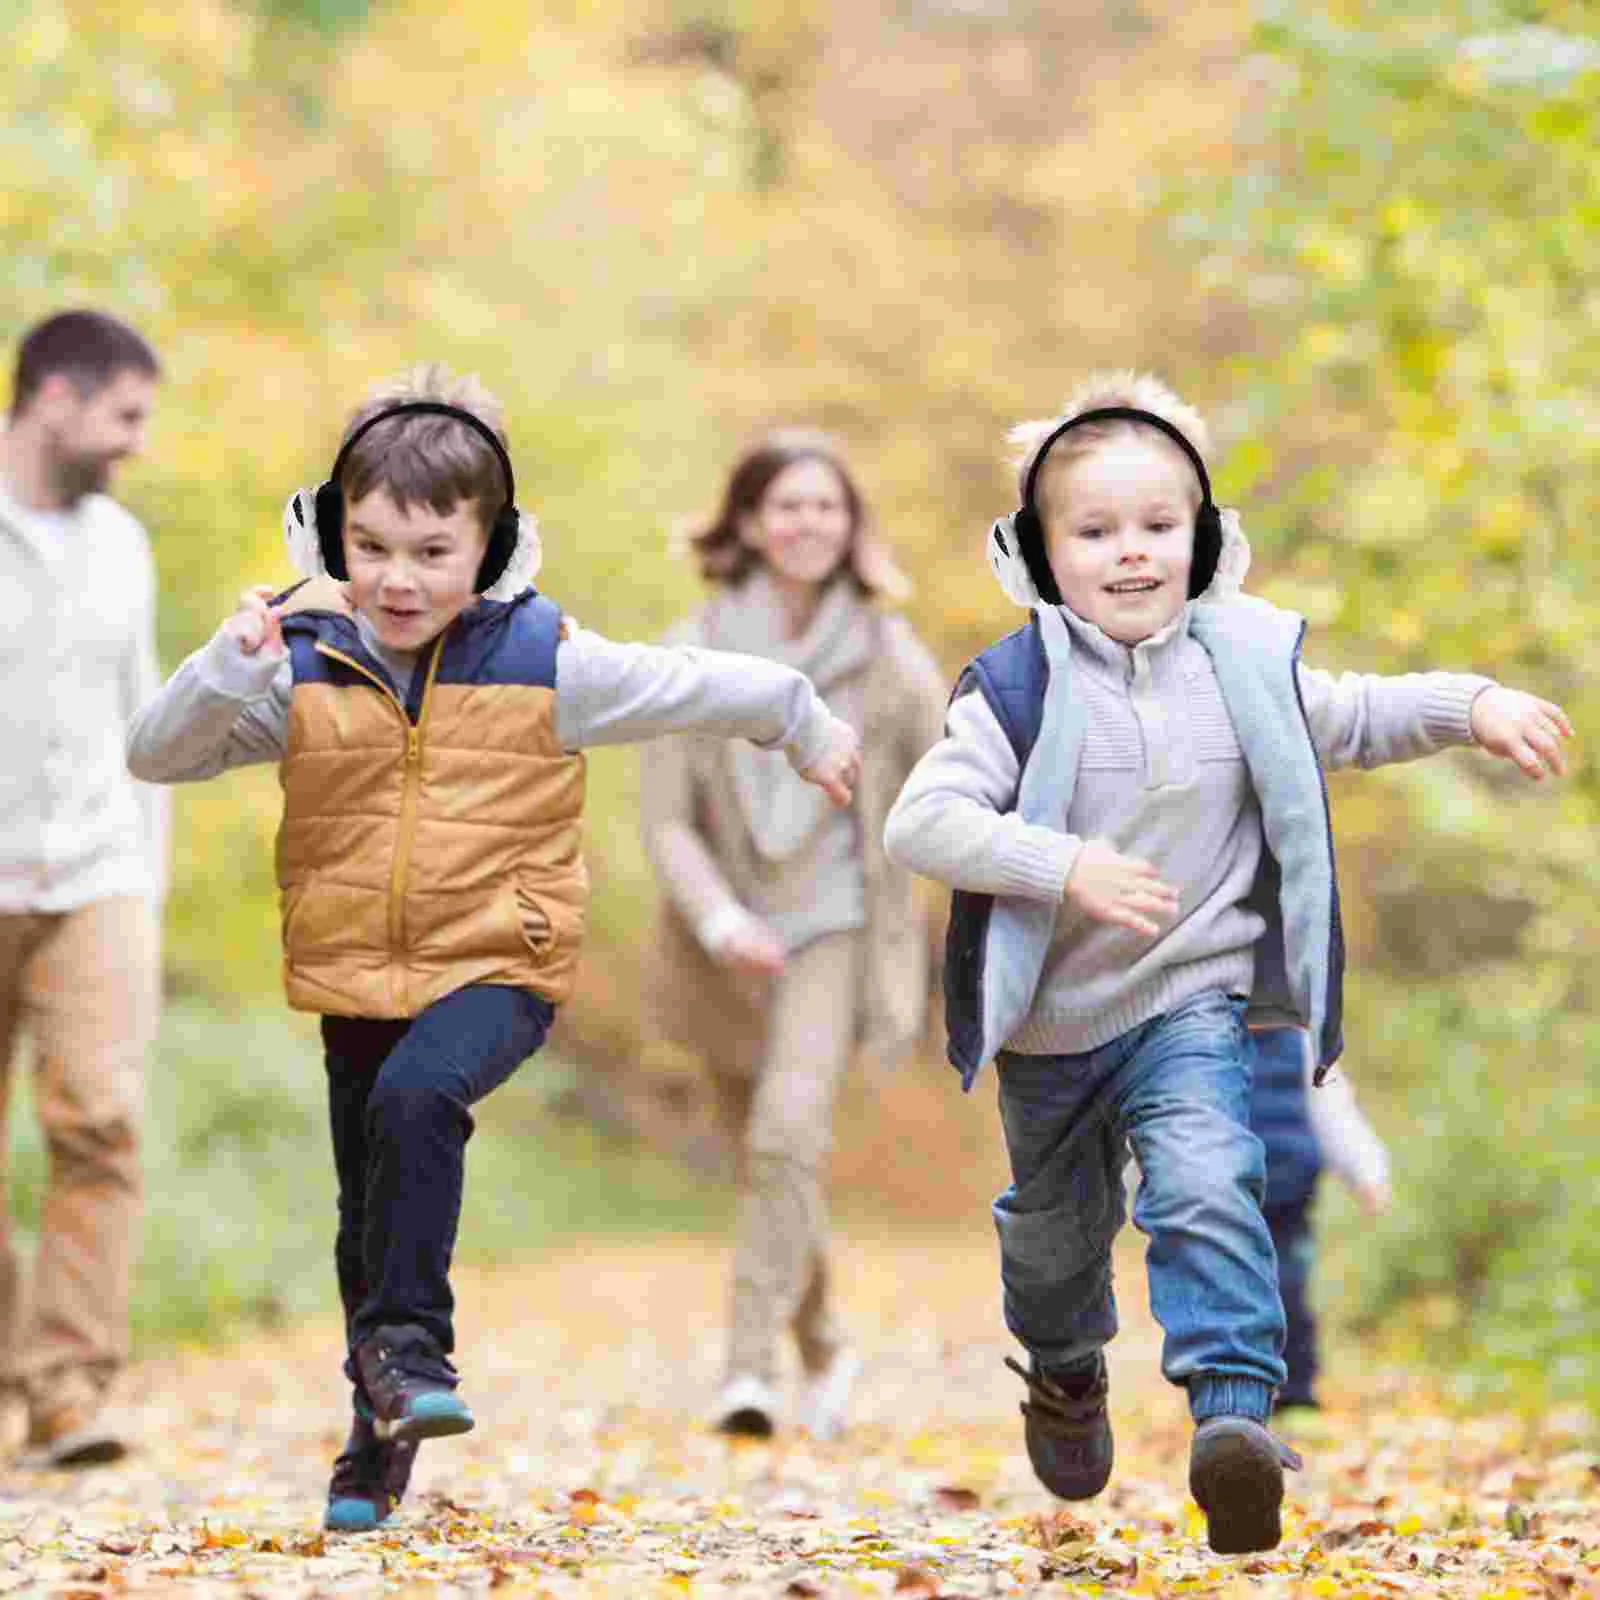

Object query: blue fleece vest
[281,588,563,707]
[942,599,1345,1088]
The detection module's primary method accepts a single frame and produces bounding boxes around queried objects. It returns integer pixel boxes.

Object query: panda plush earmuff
[282,400,542,602]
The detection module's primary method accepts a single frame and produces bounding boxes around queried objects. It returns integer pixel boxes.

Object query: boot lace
[1004,1355,1106,1428]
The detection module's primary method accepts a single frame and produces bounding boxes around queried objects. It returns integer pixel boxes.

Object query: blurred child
[126,366,860,1532]
[640,430,946,1440]
[1249,1023,1390,1419]
[883,371,1571,1553]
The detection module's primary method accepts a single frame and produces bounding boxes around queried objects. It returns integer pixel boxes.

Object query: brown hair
[689,428,907,598]
[338,363,509,534]
[11,309,160,418]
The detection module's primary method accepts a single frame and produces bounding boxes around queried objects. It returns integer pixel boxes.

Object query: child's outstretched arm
[126,586,291,784]
[1301,1045,1392,1216]
[884,685,1179,937]
[554,625,859,805]
[1465,686,1572,781]
[1298,663,1572,779]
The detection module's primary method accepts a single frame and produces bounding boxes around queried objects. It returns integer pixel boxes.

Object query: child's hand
[800,719,862,808]
[222,585,285,659]
[1064,839,1181,937]
[717,916,787,977]
[1355,1178,1393,1218]
[1470,686,1572,780]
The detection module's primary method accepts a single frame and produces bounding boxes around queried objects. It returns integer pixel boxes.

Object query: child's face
[342,486,490,651]
[739,458,854,590]
[1040,433,1196,644]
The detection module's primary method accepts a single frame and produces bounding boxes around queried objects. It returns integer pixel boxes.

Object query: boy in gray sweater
[883,372,1570,1553]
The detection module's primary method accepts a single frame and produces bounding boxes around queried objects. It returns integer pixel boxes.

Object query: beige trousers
[0,897,157,1414]
[707,930,861,1386]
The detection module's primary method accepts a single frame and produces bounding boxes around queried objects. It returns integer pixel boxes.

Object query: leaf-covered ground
[4,1225,1597,1597]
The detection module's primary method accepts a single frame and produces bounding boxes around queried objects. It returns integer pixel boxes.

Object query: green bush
[1318,982,1600,1408]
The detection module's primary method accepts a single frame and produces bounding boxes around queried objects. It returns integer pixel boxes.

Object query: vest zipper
[314,639,446,1015]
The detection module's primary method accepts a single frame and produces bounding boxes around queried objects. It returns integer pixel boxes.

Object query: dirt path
[4,1222,1597,1597]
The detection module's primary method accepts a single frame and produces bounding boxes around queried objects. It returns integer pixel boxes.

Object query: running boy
[127,366,860,1532]
[883,372,1571,1554]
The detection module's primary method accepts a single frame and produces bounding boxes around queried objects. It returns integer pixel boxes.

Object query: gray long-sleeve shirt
[126,605,847,787]
[886,602,1492,1055]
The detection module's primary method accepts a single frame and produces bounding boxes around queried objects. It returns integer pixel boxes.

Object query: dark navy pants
[1265,1199,1319,1407]
[1248,1025,1324,1409]
[321,984,555,1361]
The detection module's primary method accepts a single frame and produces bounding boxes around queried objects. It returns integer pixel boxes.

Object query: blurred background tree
[1161,0,1598,1407]
[2,0,1593,1400]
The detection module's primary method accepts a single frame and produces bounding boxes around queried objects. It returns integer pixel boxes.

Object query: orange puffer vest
[274,585,587,1018]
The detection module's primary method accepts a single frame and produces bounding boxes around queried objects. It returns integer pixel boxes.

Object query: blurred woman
[641,430,947,1440]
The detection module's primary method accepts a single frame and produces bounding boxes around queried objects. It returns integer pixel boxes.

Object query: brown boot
[1005,1354,1113,1501]
[1188,1416,1303,1554]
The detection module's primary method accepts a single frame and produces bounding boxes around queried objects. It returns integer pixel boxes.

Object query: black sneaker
[324,1398,420,1532]
[1188,1415,1304,1554]
[1004,1353,1113,1501]
[352,1324,474,1445]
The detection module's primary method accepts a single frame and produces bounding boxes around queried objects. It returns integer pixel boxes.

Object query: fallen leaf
[1507,1504,1540,1539]
[931,1485,980,1511]
[1027,1509,1096,1551]
[1536,1569,1578,1597]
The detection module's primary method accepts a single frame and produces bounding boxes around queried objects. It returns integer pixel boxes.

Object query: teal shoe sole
[378,1390,475,1444]
[325,1495,384,1533]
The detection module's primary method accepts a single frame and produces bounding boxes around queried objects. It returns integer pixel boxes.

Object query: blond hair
[1009,371,1211,517]
[338,363,510,532]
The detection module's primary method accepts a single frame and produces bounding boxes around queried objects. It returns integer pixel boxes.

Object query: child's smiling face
[342,486,490,652]
[1039,432,1197,644]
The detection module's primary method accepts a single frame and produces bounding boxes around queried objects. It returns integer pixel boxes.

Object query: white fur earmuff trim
[986,515,1041,609]
[1203,506,1252,602]
[480,509,542,602]
[983,503,1253,609]
[281,490,543,599]
[283,487,327,579]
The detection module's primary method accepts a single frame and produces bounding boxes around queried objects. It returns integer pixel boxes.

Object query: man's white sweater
[0,479,167,911]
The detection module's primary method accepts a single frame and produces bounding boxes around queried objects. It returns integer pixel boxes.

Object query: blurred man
[0,310,166,1467]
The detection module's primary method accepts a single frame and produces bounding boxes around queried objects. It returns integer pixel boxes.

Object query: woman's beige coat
[641,602,948,1072]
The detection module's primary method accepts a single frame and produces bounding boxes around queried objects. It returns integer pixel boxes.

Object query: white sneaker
[714,1374,777,1438]
[800,1347,861,1442]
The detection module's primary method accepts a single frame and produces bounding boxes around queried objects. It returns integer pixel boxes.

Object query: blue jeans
[321,984,555,1362]
[993,989,1285,1422]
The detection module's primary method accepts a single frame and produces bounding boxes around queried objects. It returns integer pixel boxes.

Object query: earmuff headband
[1005,404,1223,607]
[1021,405,1215,519]
[330,400,516,513]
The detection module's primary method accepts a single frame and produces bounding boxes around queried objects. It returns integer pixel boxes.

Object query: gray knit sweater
[887,601,1491,1056]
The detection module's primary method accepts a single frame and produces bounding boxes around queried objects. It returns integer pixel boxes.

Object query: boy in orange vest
[127,366,860,1531]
